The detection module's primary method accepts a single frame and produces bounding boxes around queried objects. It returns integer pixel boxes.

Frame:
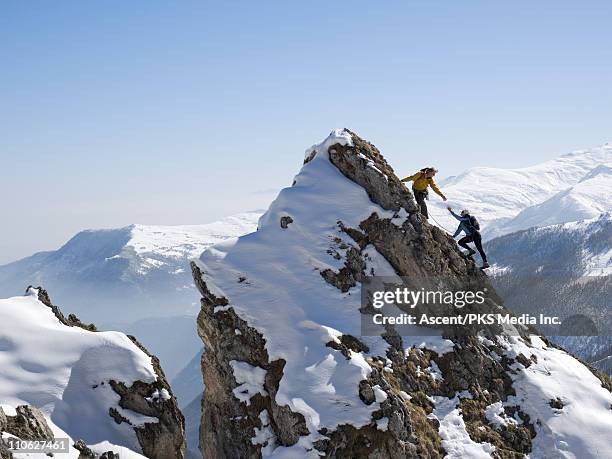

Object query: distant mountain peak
[0,212,262,322]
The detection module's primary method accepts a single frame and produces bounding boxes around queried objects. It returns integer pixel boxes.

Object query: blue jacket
[449,210,476,238]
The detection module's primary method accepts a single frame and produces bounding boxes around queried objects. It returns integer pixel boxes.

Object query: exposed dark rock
[0,407,6,432]
[99,452,119,459]
[358,381,375,405]
[0,408,11,459]
[320,246,365,292]
[28,286,97,331]
[328,131,419,214]
[0,441,11,459]
[109,371,185,459]
[549,398,564,410]
[459,399,533,458]
[73,439,96,459]
[108,407,131,425]
[280,216,294,229]
[328,334,371,361]
[338,221,369,249]
[315,421,421,458]
[5,406,53,441]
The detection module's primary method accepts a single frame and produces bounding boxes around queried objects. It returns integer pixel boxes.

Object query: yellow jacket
[401,172,446,199]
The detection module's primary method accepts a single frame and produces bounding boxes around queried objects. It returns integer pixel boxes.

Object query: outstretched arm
[448,209,463,221]
[400,173,419,183]
[429,178,446,200]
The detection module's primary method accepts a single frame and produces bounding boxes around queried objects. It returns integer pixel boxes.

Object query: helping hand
[447,206,452,211]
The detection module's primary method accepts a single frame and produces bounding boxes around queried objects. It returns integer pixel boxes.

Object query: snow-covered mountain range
[430,143,612,239]
[191,129,612,458]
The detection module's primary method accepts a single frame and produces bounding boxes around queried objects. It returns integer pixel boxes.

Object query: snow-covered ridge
[126,212,264,262]
[0,213,262,455]
[0,288,183,457]
[194,129,456,456]
[49,211,263,276]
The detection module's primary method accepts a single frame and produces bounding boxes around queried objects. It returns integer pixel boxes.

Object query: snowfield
[0,288,157,456]
[126,213,264,268]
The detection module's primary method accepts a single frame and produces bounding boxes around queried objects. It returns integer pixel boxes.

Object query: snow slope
[195,130,612,457]
[429,143,612,238]
[499,336,612,459]
[0,288,157,456]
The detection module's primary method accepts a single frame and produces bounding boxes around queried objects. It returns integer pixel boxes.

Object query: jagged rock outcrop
[6,288,186,459]
[0,405,55,459]
[109,353,186,459]
[192,130,612,458]
[191,265,308,458]
[4,405,54,441]
[0,408,8,459]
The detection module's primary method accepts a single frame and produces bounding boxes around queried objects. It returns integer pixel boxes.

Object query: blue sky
[1,1,611,263]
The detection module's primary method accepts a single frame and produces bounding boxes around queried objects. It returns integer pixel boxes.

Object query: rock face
[192,130,612,458]
[109,336,186,459]
[0,405,54,459]
[4,405,54,441]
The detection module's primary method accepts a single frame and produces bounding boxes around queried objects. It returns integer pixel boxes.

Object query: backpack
[469,215,480,231]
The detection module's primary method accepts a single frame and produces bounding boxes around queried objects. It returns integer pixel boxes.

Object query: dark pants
[458,232,487,263]
[413,189,428,219]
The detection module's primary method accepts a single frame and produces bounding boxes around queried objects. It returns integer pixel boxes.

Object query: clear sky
[1,1,611,263]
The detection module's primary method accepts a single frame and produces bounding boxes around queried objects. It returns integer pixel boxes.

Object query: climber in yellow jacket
[401,167,447,219]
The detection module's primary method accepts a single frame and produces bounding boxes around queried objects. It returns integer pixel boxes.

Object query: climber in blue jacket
[447,206,489,269]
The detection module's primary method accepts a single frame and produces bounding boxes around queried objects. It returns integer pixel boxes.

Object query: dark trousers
[413,189,428,219]
[458,232,487,262]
